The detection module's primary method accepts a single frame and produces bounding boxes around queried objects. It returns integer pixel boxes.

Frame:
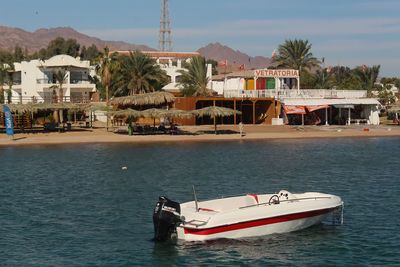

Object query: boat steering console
[269,190,293,205]
[268,194,280,205]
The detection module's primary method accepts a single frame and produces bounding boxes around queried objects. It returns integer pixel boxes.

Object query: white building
[2,55,96,104]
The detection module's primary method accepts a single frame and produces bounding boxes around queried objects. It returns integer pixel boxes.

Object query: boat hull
[177,208,334,241]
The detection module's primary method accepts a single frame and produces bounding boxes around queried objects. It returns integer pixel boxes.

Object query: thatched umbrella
[6,103,33,113]
[192,106,242,134]
[80,102,109,112]
[388,104,400,113]
[162,108,194,127]
[109,91,175,107]
[164,108,194,119]
[109,108,143,120]
[141,108,170,127]
[107,109,144,135]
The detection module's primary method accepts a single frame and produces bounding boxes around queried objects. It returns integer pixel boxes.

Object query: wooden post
[325,108,329,126]
[348,108,351,125]
[233,99,237,125]
[213,99,216,128]
[252,100,256,124]
[240,101,243,123]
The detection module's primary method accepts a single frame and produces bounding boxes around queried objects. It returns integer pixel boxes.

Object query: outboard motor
[153,196,182,241]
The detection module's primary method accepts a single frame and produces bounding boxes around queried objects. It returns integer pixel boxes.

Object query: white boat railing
[239,196,333,209]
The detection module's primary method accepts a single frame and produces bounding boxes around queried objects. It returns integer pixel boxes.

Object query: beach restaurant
[209,68,382,126]
[281,98,381,126]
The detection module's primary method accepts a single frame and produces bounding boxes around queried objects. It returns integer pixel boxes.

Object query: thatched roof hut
[109,92,175,107]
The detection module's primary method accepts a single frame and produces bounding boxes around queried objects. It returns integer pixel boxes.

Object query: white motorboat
[153,190,343,241]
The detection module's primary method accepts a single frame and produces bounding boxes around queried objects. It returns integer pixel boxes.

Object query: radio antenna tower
[159,0,172,51]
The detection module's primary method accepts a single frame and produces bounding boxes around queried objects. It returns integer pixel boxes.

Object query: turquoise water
[1,138,399,266]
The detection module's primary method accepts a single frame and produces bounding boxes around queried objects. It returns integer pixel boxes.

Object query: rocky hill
[0,26,271,69]
[197,42,271,69]
[0,26,154,52]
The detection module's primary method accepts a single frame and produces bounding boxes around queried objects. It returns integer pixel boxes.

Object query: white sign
[254,69,299,78]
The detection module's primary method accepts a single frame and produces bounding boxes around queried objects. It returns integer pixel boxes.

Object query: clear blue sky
[1,0,399,76]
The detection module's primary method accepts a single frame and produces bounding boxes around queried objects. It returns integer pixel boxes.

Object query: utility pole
[159,0,172,51]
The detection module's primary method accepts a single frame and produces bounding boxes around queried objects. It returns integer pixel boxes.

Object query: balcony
[3,95,92,104]
[70,79,90,84]
[223,89,368,99]
[37,79,53,84]
[36,78,90,85]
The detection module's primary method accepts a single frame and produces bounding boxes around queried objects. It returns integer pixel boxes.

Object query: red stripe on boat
[198,207,216,212]
[184,208,333,235]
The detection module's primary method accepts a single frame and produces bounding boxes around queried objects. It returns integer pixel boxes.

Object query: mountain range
[0,26,271,68]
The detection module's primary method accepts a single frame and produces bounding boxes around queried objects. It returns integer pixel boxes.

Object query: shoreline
[0,125,399,146]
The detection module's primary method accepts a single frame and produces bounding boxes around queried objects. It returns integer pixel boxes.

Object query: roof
[282,98,381,106]
[212,69,300,80]
[162,82,183,92]
[212,70,255,80]
[40,55,91,68]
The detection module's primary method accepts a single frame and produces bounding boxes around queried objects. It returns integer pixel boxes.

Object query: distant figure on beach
[238,122,244,137]
[394,112,399,125]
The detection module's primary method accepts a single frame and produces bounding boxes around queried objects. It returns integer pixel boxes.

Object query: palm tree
[352,65,380,92]
[3,63,15,103]
[95,47,116,102]
[313,69,334,89]
[272,39,320,73]
[178,56,212,96]
[331,66,352,89]
[114,51,167,96]
[50,69,67,123]
[95,47,118,131]
[52,69,68,102]
[0,65,5,104]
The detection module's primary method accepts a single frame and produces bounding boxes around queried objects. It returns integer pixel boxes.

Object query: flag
[271,49,277,58]
[361,64,367,72]
[218,60,227,67]
[239,64,245,70]
[3,105,14,137]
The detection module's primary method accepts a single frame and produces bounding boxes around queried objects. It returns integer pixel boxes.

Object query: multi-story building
[2,55,97,104]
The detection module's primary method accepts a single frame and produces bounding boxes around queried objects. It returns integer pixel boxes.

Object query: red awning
[283,105,306,115]
[306,105,330,112]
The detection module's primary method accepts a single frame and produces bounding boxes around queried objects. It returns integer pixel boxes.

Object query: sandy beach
[1,124,399,146]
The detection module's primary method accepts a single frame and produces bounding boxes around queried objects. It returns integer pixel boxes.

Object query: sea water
[1,138,399,266]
